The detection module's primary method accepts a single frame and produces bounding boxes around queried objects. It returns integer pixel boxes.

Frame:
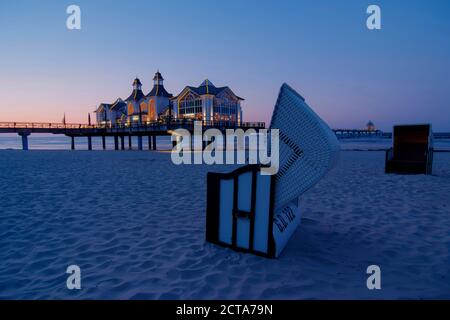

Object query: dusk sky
[0,0,449,131]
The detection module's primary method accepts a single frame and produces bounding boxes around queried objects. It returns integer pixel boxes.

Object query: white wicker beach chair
[206,84,340,258]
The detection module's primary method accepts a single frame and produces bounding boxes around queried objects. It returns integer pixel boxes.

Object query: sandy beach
[0,150,449,299]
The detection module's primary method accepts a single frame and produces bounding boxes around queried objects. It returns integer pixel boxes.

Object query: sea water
[0,133,174,150]
[339,137,450,151]
[0,134,449,151]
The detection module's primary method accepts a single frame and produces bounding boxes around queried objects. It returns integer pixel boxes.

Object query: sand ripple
[0,150,449,299]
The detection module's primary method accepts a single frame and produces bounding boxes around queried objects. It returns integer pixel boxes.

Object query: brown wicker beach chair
[385,124,434,175]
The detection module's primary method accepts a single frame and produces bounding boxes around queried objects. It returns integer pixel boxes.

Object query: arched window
[140,102,148,113]
[148,99,156,121]
[127,103,134,115]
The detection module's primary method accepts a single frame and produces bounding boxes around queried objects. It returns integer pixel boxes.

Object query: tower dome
[153,71,164,84]
[133,78,142,90]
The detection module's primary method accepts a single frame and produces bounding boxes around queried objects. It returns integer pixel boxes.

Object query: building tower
[146,71,173,121]
[125,78,146,123]
[367,120,376,132]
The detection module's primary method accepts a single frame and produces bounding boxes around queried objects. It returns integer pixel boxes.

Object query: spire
[200,79,215,95]
[200,79,215,87]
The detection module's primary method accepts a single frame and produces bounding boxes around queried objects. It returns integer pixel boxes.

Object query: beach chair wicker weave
[206,84,340,258]
[271,83,340,210]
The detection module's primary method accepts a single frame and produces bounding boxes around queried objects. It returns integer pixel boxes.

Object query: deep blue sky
[0,0,449,130]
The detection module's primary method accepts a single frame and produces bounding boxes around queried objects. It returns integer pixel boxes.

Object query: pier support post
[120,136,125,150]
[128,135,132,150]
[138,136,143,150]
[152,136,156,150]
[114,136,119,150]
[148,136,152,150]
[88,136,92,151]
[102,136,106,150]
[19,132,30,151]
[71,136,75,150]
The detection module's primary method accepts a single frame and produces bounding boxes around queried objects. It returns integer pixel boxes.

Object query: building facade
[96,98,127,126]
[95,71,243,126]
[366,121,376,132]
[171,79,243,124]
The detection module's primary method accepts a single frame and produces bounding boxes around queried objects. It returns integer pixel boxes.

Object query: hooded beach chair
[385,124,434,175]
[205,84,340,258]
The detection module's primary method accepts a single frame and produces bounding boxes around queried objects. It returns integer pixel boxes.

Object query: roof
[110,99,127,111]
[95,103,111,112]
[200,79,215,87]
[95,98,127,112]
[147,85,173,98]
[173,79,244,100]
[126,77,146,102]
[126,89,146,102]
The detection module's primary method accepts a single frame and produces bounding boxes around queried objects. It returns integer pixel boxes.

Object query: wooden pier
[2,121,448,150]
[333,129,449,140]
[0,121,265,150]
[332,129,385,139]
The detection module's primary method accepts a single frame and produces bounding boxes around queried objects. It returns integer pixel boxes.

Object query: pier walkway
[2,121,448,150]
[0,120,265,150]
[333,129,386,139]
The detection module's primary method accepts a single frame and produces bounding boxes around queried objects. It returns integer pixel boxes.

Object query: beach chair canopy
[270,83,340,210]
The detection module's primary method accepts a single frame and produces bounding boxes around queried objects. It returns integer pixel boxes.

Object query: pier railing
[0,120,266,131]
[0,120,266,150]
[101,120,265,130]
[0,122,96,129]
[2,122,449,140]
